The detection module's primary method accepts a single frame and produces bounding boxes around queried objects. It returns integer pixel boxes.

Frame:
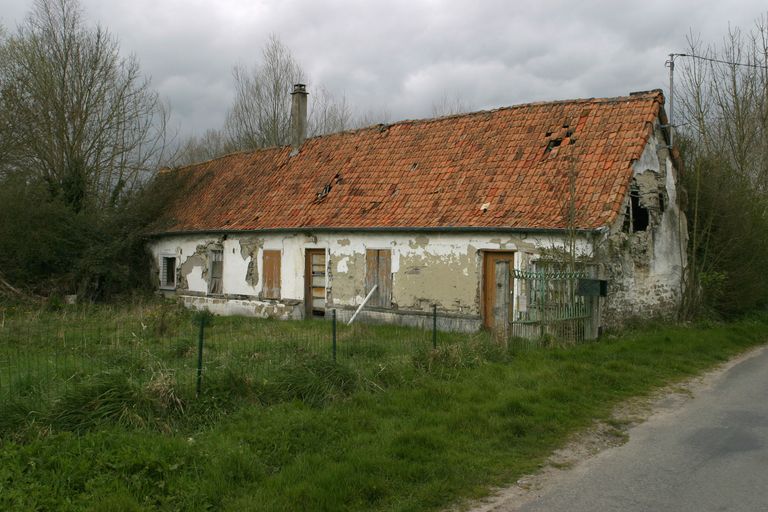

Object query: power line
[668,52,768,70]
[665,52,768,147]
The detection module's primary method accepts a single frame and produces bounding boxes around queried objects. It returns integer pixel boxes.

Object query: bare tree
[224,34,304,150]
[353,108,392,129]
[309,84,353,136]
[174,128,232,167]
[678,17,768,189]
[431,92,473,117]
[224,34,360,151]
[0,0,169,212]
[676,14,768,316]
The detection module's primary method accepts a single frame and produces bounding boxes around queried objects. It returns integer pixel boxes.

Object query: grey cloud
[2,0,766,137]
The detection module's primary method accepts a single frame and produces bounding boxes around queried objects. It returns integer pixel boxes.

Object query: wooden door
[305,249,327,317]
[483,252,515,331]
[365,249,392,308]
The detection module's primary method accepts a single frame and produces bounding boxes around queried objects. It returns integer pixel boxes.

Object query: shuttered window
[365,249,392,308]
[160,256,176,289]
[263,250,281,299]
[208,249,223,294]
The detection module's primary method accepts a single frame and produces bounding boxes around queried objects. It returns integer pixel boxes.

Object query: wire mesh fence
[0,304,459,407]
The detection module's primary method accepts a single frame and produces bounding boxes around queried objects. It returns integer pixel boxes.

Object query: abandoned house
[149,86,687,337]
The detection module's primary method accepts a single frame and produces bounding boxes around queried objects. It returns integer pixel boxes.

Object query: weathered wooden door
[365,249,392,308]
[305,249,326,317]
[483,252,515,331]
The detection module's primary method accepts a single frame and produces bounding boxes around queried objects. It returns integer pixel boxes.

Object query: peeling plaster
[336,256,349,273]
[179,251,206,291]
[409,235,430,249]
[395,250,476,311]
[239,236,264,287]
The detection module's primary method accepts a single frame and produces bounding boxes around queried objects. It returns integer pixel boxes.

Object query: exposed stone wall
[180,295,302,320]
[598,123,688,326]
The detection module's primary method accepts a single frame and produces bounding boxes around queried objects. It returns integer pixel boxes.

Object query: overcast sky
[1,0,766,139]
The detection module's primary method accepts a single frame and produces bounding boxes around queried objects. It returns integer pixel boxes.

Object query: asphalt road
[514,345,768,512]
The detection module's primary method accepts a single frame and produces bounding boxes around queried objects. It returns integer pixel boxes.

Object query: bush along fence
[0,304,466,408]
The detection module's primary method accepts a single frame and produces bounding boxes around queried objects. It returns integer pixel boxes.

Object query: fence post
[196,316,205,397]
[332,309,337,362]
[432,304,437,350]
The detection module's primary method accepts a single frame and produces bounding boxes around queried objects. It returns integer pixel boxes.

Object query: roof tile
[154,91,664,234]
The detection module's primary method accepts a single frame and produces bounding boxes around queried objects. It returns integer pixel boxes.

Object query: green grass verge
[0,314,766,511]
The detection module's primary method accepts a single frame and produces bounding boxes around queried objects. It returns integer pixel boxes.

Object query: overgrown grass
[0,305,766,511]
[0,300,460,427]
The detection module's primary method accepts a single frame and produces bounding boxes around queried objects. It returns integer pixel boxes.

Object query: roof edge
[148,225,605,238]
[163,89,667,173]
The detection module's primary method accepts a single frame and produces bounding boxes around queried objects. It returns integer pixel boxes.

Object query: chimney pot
[290,83,308,154]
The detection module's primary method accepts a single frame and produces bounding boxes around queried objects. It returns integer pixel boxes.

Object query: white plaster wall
[222,238,258,296]
[149,231,594,314]
[150,232,592,324]
[632,137,661,175]
[149,235,211,294]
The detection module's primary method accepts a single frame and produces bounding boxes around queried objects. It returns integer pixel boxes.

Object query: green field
[1,303,766,511]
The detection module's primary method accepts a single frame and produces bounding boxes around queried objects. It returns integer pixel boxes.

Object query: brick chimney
[290,83,308,154]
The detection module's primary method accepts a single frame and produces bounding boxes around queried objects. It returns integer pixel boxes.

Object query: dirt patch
[458,345,767,512]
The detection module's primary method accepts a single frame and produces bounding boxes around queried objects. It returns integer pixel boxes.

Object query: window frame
[159,254,178,290]
[208,247,224,295]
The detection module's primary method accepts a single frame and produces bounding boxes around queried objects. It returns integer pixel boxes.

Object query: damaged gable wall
[599,120,688,325]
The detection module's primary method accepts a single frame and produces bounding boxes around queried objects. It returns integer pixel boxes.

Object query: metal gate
[510,268,598,343]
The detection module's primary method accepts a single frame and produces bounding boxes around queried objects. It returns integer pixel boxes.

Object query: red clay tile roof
[153,90,667,234]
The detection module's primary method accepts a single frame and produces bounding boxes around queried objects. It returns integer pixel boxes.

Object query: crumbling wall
[148,231,596,330]
[599,124,688,326]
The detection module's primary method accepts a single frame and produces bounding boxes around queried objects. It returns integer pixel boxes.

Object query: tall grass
[0,309,765,511]
[0,302,768,511]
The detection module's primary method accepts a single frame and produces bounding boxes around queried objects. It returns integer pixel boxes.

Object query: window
[159,255,177,289]
[208,249,223,294]
[365,249,392,308]
[622,190,650,233]
[262,250,281,299]
[630,193,649,231]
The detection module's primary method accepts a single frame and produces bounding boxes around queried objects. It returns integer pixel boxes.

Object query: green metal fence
[0,305,452,406]
[511,269,598,343]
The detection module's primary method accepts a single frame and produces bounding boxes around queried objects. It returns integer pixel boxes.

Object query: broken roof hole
[545,139,562,153]
[316,183,332,201]
[410,163,419,171]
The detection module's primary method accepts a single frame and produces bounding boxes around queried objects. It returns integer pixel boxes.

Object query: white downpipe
[347,285,377,326]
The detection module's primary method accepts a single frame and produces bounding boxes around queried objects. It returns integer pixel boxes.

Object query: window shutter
[263,250,281,299]
[365,249,377,299]
[160,257,168,287]
[209,249,223,294]
[377,249,391,307]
